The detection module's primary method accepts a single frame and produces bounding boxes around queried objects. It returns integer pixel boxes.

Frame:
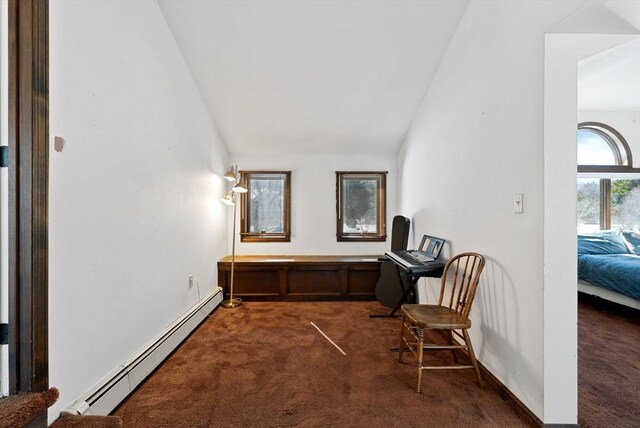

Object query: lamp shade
[221,192,235,205]
[232,182,248,193]
[223,166,236,182]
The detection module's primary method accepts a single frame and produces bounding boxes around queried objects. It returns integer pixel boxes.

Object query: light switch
[513,193,523,214]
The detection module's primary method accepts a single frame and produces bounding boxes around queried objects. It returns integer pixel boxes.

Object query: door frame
[543,33,638,424]
[7,0,49,396]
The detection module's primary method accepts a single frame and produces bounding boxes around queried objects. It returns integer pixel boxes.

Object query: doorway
[575,39,640,426]
[543,32,639,425]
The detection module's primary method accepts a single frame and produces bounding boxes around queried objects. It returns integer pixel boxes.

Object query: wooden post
[7,0,49,399]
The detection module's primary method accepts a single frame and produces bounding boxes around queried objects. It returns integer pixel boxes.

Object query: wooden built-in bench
[217,255,382,301]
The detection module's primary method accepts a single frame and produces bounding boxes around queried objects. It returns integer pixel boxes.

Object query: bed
[577,231,640,309]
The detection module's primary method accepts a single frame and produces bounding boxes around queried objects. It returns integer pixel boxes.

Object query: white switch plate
[513,193,523,214]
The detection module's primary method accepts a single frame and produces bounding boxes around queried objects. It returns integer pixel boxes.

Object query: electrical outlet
[189,275,194,288]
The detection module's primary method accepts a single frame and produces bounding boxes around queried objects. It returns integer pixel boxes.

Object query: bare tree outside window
[577,179,601,233]
[336,172,386,242]
[612,179,640,231]
[240,171,291,242]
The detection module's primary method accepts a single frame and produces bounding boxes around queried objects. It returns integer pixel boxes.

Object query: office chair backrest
[390,216,410,251]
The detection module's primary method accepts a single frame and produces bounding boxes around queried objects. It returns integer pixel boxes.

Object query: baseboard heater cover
[61,287,223,417]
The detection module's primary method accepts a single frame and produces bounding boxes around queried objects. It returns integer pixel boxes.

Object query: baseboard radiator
[61,287,223,417]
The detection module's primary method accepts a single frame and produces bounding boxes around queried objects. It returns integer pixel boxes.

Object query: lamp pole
[222,165,243,308]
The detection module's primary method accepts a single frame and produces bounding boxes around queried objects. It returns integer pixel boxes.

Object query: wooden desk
[217,255,382,301]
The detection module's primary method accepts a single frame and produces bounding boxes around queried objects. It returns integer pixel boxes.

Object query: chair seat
[401,304,471,330]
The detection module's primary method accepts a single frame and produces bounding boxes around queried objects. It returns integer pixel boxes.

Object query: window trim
[239,171,291,243]
[577,122,638,173]
[600,178,611,230]
[336,171,387,242]
[576,122,638,231]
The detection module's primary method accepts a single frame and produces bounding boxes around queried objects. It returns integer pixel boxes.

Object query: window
[577,122,640,232]
[577,178,602,233]
[239,171,291,242]
[612,179,640,230]
[336,171,387,242]
[577,122,633,172]
[577,128,618,166]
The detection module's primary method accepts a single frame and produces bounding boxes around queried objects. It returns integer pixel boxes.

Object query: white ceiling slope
[551,0,640,34]
[579,38,640,111]
[158,0,469,155]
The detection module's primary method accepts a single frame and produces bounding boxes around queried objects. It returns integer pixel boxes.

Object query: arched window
[577,122,633,172]
[577,122,640,232]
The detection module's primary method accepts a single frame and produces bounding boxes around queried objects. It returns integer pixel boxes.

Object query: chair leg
[462,329,483,388]
[416,327,424,393]
[398,316,405,363]
[447,330,458,363]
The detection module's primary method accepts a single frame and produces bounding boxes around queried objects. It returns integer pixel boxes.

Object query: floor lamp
[221,165,246,309]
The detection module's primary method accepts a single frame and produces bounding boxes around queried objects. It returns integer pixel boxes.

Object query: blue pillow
[577,233,631,256]
[622,231,640,256]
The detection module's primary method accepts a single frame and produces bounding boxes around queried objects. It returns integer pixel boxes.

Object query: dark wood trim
[217,255,382,301]
[445,342,542,427]
[477,362,543,428]
[578,121,634,168]
[7,0,18,395]
[239,232,291,242]
[336,171,387,242]
[335,171,389,175]
[542,425,579,427]
[577,165,640,174]
[7,0,49,396]
[600,179,611,230]
[238,171,291,242]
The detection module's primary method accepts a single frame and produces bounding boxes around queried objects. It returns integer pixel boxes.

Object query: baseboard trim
[543,425,580,427]
[477,362,543,427]
[61,288,223,417]
[478,363,580,427]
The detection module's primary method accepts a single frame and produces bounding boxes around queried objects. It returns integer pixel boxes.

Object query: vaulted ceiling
[578,38,640,112]
[158,0,469,155]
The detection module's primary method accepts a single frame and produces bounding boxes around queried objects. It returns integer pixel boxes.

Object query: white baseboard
[61,287,223,417]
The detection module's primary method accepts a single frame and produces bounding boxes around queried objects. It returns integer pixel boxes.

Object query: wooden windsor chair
[398,252,486,393]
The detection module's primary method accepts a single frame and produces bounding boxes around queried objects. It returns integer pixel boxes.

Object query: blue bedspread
[578,254,640,300]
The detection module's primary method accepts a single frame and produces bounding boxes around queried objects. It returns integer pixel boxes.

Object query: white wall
[49,0,229,422]
[397,0,587,422]
[578,111,640,161]
[230,153,396,255]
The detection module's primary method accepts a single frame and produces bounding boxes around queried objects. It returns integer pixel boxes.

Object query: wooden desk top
[218,255,383,265]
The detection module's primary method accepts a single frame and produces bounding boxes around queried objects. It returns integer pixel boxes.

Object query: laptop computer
[388,234,446,265]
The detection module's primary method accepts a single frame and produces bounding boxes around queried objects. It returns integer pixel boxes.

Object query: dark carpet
[0,387,58,428]
[115,301,531,427]
[578,294,640,428]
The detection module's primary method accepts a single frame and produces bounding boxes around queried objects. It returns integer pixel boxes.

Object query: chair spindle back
[437,252,485,320]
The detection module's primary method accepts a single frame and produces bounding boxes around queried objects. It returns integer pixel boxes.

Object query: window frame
[576,122,638,230]
[239,171,291,243]
[335,171,387,242]
[577,122,637,174]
